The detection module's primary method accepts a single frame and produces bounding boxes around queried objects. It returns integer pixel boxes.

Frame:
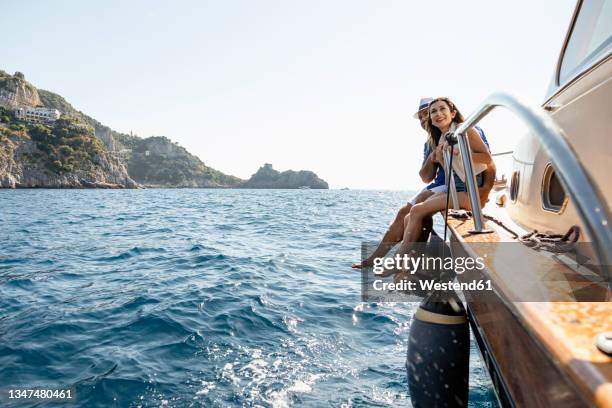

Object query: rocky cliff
[23,77,242,187]
[0,121,135,188]
[126,136,242,187]
[240,163,329,189]
[0,69,329,189]
[37,87,124,152]
[0,71,134,188]
[0,70,237,188]
[0,71,41,108]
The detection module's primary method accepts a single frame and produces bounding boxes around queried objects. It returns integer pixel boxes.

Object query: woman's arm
[466,127,493,166]
[478,161,496,206]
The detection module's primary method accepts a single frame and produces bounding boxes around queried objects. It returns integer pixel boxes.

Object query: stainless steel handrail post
[456,131,488,232]
[453,91,611,273]
[443,147,460,210]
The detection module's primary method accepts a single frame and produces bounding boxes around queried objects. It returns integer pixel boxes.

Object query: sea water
[0,189,498,407]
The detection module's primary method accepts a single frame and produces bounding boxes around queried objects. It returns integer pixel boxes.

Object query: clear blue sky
[3,0,575,189]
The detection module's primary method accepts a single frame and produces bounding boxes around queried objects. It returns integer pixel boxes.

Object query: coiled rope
[447,209,581,254]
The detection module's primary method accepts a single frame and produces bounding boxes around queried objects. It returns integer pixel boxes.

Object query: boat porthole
[541,164,567,213]
[509,171,520,202]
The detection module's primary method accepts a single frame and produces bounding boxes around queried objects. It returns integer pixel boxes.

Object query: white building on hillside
[15,107,61,124]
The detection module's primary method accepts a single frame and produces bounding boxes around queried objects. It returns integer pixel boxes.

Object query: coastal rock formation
[0,71,42,108]
[1,69,329,189]
[0,134,135,188]
[0,119,136,188]
[35,86,242,187]
[0,70,135,188]
[37,88,120,152]
[239,163,329,189]
[125,136,242,188]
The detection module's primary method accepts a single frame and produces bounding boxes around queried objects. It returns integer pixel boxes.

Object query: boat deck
[447,207,612,407]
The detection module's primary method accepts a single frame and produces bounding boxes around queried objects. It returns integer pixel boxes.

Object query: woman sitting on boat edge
[392,97,495,264]
[353,97,496,269]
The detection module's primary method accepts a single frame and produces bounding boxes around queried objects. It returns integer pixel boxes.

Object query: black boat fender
[406,293,470,408]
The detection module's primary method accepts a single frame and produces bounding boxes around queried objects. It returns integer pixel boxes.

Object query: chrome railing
[443,149,460,210]
[452,92,612,272]
[491,150,513,157]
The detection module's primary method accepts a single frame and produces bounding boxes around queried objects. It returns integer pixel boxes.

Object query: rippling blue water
[0,189,498,407]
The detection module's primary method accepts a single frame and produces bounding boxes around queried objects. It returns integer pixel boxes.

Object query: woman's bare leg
[352,189,434,268]
[397,192,470,258]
